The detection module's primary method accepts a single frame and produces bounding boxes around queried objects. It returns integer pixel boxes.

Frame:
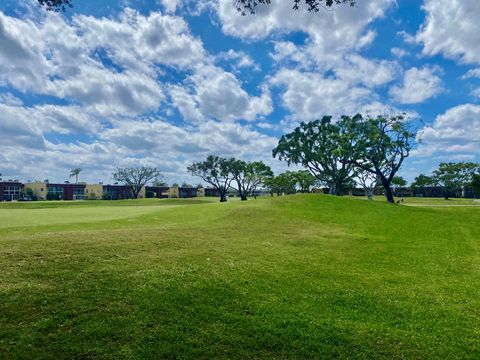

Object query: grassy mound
[1,195,479,358]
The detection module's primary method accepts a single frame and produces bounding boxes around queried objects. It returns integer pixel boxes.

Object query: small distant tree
[265,172,298,196]
[21,188,38,201]
[432,162,480,199]
[171,183,179,188]
[392,176,407,188]
[187,155,233,202]
[411,174,436,188]
[69,168,82,184]
[344,114,416,203]
[229,159,274,200]
[113,167,162,199]
[355,170,379,200]
[294,170,317,193]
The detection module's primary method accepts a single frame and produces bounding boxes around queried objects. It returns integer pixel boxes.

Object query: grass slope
[1,195,479,359]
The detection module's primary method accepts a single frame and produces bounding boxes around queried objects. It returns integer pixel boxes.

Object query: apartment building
[3,179,213,201]
[25,182,87,200]
[0,181,24,201]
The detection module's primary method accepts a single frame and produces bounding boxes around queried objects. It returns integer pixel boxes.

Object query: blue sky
[0,0,479,185]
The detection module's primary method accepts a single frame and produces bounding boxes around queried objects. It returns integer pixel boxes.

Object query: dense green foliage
[188,155,233,202]
[391,176,407,187]
[229,160,273,200]
[1,196,480,358]
[472,174,480,195]
[273,116,356,195]
[344,114,416,203]
[411,174,436,188]
[432,162,480,199]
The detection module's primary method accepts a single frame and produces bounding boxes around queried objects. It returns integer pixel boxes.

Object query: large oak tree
[228,159,273,201]
[113,167,162,199]
[273,116,356,196]
[187,155,233,202]
[343,114,416,203]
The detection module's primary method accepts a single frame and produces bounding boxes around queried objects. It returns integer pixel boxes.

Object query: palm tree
[69,168,82,184]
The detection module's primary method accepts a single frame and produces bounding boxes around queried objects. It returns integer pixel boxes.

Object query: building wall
[168,186,179,198]
[85,184,103,199]
[179,187,197,198]
[25,182,47,200]
[46,184,86,200]
[0,182,24,201]
[145,186,169,198]
[204,187,220,197]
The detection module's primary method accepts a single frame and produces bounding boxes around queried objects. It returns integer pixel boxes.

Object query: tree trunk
[365,188,373,200]
[384,186,394,203]
[378,176,394,203]
[240,195,248,201]
[219,189,228,202]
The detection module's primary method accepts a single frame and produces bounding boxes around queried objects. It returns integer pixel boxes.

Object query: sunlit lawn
[1,195,479,358]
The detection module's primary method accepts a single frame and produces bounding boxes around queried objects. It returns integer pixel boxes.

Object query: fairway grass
[1,195,480,358]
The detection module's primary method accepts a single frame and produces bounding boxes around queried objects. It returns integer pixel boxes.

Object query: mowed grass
[1,195,479,359]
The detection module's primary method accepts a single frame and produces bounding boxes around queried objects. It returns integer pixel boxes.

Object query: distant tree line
[411,162,480,200]
[187,155,274,202]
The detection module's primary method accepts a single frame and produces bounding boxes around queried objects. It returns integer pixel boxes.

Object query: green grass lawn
[1,195,479,359]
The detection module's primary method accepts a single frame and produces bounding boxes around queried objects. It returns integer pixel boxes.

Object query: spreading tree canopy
[355,170,379,200]
[391,176,407,188]
[228,159,273,200]
[113,167,162,199]
[410,174,436,188]
[264,171,298,196]
[343,114,416,203]
[294,170,317,193]
[273,116,356,196]
[187,155,233,202]
[432,162,480,199]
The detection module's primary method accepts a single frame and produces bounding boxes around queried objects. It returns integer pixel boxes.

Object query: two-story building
[0,181,24,201]
[25,182,86,200]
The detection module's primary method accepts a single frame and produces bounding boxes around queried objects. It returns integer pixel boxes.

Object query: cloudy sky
[0,0,479,185]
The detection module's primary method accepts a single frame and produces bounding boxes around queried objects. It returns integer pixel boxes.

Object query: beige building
[167,186,179,198]
[85,184,104,200]
[25,182,48,200]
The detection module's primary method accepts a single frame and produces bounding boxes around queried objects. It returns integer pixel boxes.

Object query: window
[3,185,22,201]
[104,187,118,200]
[73,187,85,200]
[48,186,64,200]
